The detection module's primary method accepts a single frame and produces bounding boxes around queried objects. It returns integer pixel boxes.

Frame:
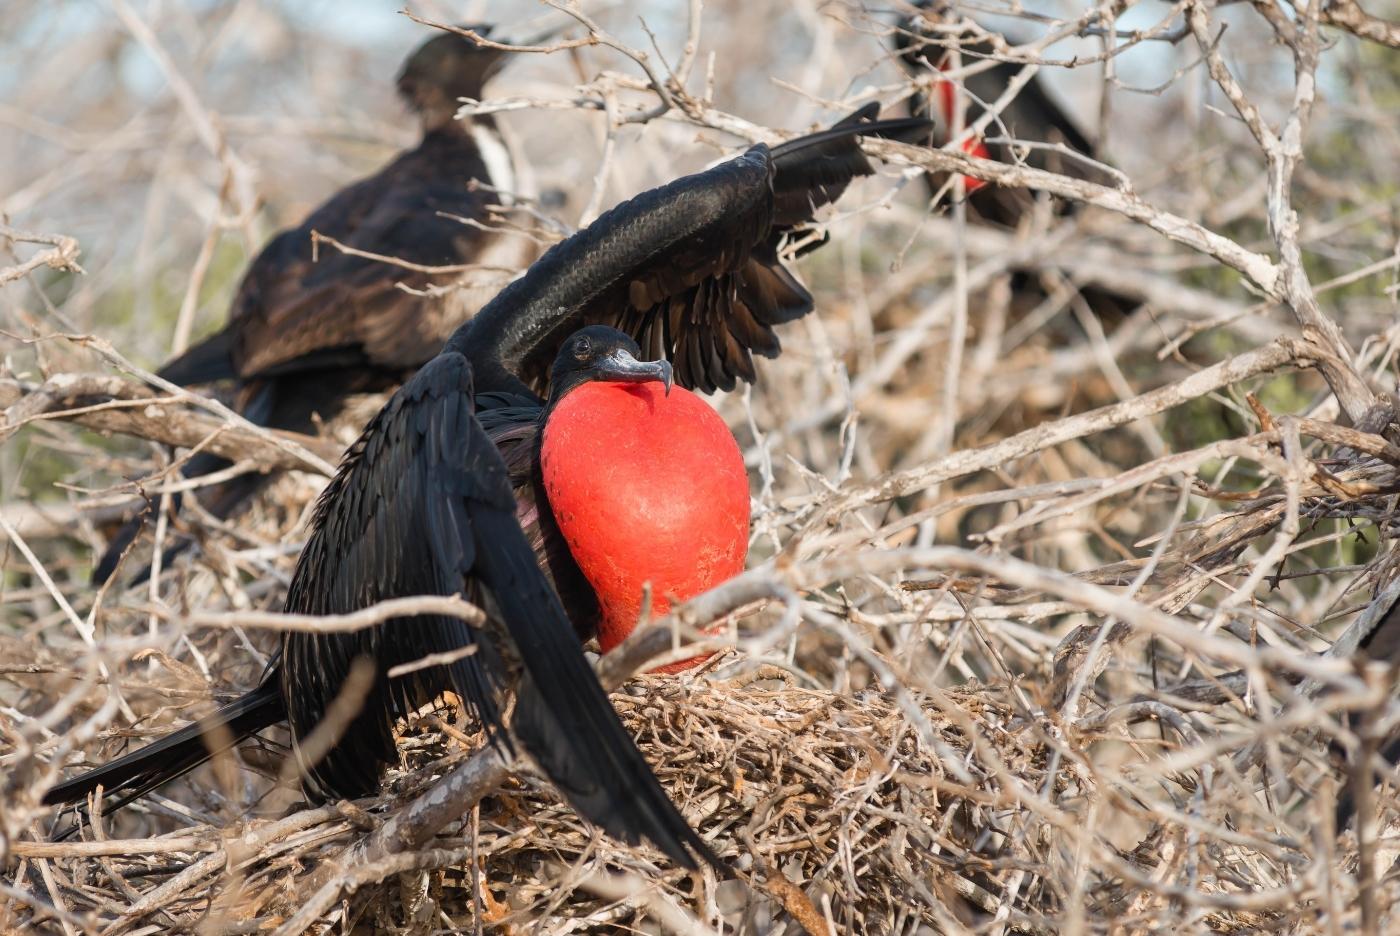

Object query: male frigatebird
[95,26,534,585]
[893,0,1105,227]
[47,107,929,864]
[892,2,1136,325]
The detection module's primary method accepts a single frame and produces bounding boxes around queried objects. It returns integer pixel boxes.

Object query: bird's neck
[539,382,750,669]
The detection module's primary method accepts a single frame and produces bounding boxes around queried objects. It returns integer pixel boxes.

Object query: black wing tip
[674,828,725,873]
[860,115,936,144]
[834,102,881,127]
[769,108,933,163]
[599,800,721,872]
[831,102,932,142]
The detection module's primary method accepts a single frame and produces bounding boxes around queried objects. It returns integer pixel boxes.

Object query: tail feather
[43,678,285,808]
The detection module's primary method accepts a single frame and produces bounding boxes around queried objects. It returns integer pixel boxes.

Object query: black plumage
[459,103,932,395]
[95,28,530,585]
[893,1,1107,227]
[1332,592,1400,829]
[51,355,712,867]
[455,106,932,639]
[42,679,285,815]
[47,106,927,865]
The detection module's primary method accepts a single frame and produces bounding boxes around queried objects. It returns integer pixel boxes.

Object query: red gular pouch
[540,381,750,673]
[933,59,991,194]
[956,137,991,193]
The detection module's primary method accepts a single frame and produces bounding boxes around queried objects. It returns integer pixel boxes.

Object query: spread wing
[456,107,930,395]
[279,353,712,867]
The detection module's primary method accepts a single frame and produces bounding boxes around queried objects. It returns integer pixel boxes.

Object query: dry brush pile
[4,0,1400,933]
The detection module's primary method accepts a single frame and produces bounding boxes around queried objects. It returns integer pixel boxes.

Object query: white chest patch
[470,124,517,204]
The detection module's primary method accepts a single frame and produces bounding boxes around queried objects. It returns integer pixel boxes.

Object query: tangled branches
[5,0,1400,932]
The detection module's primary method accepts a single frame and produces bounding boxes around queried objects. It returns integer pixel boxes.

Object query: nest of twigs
[15,661,1345,934]
[13,1,1400,933]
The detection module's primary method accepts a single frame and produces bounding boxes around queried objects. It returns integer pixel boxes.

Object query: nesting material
[7,5,1400,932]
[9,666,1344,934]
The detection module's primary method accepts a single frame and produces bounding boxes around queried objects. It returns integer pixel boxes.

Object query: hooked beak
[595,348,673,396]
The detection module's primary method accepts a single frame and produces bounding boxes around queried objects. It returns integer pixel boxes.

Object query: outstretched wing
[456,107,930,395]
[279,353,712,867]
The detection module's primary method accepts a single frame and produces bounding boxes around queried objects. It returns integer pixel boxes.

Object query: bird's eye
[574,337,592,359]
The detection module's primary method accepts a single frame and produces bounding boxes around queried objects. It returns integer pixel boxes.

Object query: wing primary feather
[770,112,933,227]
[470,506,719,870]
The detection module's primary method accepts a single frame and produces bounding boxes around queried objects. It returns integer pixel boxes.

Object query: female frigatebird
[95,26,534,585]
[47,105,929,865]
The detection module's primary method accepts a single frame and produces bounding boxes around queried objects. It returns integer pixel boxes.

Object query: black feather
[96,33,522,589]
[43,678,284,808]
[455,105,928,397]
[157,325,239,386]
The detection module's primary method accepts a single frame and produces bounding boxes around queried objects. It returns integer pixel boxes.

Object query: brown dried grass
[6,1,1400,934]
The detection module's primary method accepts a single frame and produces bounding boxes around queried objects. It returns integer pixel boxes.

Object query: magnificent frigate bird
[94,26,535,585]
[892,2,1135,327]
[893,0,1107,227]
[47,106,930,863]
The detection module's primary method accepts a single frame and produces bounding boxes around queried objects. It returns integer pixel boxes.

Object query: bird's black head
[893,1,954,67]
[547,326,673,407]
[397,26,507,131]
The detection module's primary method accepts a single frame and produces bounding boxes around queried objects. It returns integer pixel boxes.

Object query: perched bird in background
[95,26,536,585]
[893,0,1107,227]
[47,107,929,863]
[892,1,1136,329]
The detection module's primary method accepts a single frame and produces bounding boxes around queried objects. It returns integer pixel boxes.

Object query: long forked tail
[44,678,285,814]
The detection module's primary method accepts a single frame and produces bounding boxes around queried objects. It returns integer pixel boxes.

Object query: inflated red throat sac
[541,381,750,672]
[933,59,990,194]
